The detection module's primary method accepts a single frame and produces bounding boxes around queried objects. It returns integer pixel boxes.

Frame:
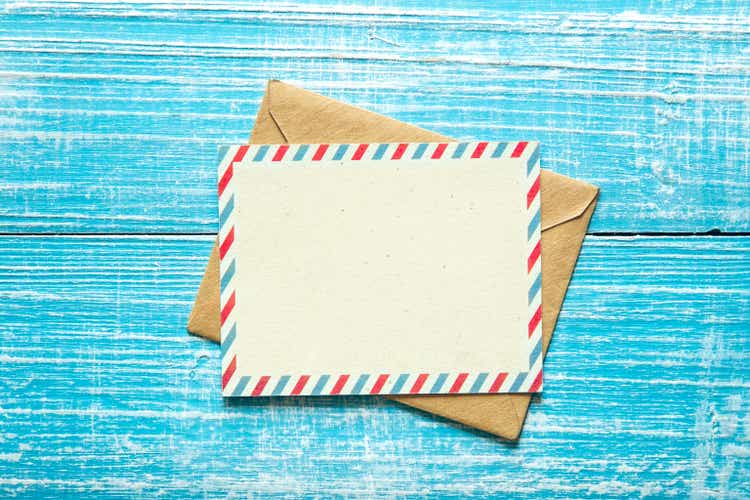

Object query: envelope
[188,80,598,440]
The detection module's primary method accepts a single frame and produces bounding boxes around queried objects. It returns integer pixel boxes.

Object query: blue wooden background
[0,1,748,498]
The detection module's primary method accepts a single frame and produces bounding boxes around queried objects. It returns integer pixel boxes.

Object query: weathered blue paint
[0,1,748,497]
[0,236,747,497]
[0,2,747,233]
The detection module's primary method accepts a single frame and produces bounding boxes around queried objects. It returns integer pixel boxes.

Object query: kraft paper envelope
[188,80,598,439]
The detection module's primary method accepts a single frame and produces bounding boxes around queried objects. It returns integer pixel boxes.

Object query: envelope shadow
[225,394,525,446]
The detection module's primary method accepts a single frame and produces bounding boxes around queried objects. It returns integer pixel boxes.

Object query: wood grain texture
[0,1,748,233]
[1,1,749,497]
[0,235,747,497]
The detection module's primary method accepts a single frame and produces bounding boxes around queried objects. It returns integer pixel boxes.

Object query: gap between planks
[0,231,748,238]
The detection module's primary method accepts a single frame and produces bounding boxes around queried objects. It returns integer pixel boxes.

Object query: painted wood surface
[0,236,748,498]
[0,1,748,233]
[1,1,749,498]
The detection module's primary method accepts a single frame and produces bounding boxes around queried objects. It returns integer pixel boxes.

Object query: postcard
[218,142,542,396]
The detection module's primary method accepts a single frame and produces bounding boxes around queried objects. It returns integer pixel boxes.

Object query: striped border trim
[218,145,248,394]
[218,142,542,396]
[517,141,544,394]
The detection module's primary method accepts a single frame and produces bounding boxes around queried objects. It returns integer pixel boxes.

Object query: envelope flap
[268,80,598,232]
[267,80,446,143]
[540,170,599,231]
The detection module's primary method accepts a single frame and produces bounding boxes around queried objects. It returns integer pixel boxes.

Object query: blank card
[218,142,543,397]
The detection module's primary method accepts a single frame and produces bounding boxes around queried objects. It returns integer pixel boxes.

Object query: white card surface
[219,142,543,397]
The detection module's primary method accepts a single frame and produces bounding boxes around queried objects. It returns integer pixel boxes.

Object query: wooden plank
[0,2,748,233]
[0,235,746,497]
